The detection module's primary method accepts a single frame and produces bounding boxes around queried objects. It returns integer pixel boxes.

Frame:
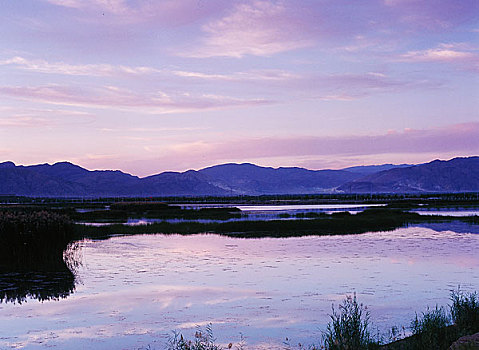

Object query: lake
[1,224,478,349]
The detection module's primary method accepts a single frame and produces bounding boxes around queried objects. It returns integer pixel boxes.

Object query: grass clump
[450,289,479,336]
[323,294,380,350]
[409,306,452,350]
[167,324,230,350]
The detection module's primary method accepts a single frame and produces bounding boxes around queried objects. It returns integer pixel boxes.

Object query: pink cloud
[181,1,315,58]
[173,69,439,99]
[140,122,479,172]
[172,69,299,82]
[0,84,271,113]
[0,56,161,76]
[69,123,479,175]
[44,0,228,26]
[399,43,479,72]
[0,106,94,127]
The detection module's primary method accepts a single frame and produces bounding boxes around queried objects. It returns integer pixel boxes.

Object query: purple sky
[1,0,478,176]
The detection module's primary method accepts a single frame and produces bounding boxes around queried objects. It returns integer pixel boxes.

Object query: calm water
[235,204,386,212]
[1,226,478,349]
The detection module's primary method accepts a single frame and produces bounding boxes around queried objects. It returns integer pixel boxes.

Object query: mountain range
[0,156,477,197]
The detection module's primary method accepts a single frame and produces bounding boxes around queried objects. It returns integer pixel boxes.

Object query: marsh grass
[72,202,242,223]
[167,324,229,350]
[409,306,452,350]
[0,210,79,303]
[0,210,74,268]
[323,294,380,350]
[76,208,422,239]
[451,289,479,336]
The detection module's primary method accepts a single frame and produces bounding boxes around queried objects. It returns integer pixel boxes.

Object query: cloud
[383,0,479,29]
[0,53,440,102]
[0,56,161,76]
[173,69,299,82]
[147,122,479,171]
[181,1,314,58]
[71,123,479,176]
[46,0,127,13]
[0,106,94,127]
[399,43,479,72]
[0,116,52,127]
[173,69,440,99]
[0,84,271,114]
[44,0,228,26]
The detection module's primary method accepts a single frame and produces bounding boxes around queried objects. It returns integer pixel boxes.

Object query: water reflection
[0,243,80,304]
[1,226,478,349]
[413,221,479,234]
[0,269,75,304]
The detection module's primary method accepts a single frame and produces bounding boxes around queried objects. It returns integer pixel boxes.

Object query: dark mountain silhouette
[199,163,362,195]
[0,156,477,197]
[339,157,479,193]
[0,162,229,197]
[342,163,412,175]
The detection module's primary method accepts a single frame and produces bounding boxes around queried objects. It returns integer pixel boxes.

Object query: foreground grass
[164,290,479,350]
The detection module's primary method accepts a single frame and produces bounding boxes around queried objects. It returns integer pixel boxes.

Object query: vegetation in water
[384,289,479,350]
[162,290,479,350]
[70,202,242,223]
[0,210,79,303]
[409,306,452,350]
[166,324,228,350]
[74,207,479,239]
[450,289,479,337]
[323,293,380,350]
[0,210,74,268]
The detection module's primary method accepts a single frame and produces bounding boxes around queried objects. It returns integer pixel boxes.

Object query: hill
[339,157,479,193]
[199,163,362,195]
[0,156,477,197]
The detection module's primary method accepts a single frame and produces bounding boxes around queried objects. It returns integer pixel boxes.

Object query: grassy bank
[0,210,74,268]
[0,210,78,303]
[71,202,242,223]
[164,290,479,350]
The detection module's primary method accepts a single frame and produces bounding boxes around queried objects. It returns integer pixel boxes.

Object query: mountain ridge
[339,156,479,193]
[0,157,477,197]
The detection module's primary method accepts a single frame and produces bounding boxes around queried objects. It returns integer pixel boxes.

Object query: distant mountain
[339,157,479,193]
[0,157,477,197]
[199,163,362,195]
[139,170,230,196]
[0,162,229,197]
[342,163,412,175]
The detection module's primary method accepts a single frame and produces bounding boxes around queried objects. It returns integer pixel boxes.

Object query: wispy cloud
[0,106,94,127]
[173,69,299,82]
[173,69,438,99]
[46,0,127,13]
[399,43,479,71]
[0,84,271,113]
[181,1,314,58]
[150,122,479,169]
[383,0,479,29]
[0,116,52,128]
[0,56,161,76]
[44,0,227,26]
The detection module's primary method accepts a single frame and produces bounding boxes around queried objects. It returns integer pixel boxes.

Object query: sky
[0,0,478,176]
